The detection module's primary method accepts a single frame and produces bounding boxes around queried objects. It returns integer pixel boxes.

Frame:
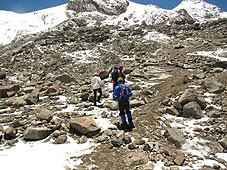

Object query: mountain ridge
[0,0,226,45]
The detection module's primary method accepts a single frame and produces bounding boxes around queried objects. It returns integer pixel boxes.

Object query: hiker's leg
[97,88,102,102]
[119,101,126,124]
[126,101,135,128]
[93,89,97,106]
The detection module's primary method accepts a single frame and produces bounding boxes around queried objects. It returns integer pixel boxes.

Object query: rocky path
[0,18,226,170]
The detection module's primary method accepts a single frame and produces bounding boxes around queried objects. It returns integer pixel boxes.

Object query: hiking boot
[117,123,127,130]
[128,120,135,129]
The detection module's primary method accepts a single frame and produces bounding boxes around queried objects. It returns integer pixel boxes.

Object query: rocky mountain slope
[0,0,227,169]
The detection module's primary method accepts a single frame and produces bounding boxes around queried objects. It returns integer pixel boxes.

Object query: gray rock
[56,74,73,83]
[67,0,129,16]
[130,99,143,108]
[166,107,180,116]
[183,102,204,119]
[103,101,118,111]
[164,128,186,147]
[4,126,17,140]
[23,128,53,141]
[219,137,227,149]
[36,108,54,122]
[178,89,197,106]
[111,138,123,147]
[12,97,27,108]
[55,135,67,144]
[99,70,109,80]
[0,84,20,98]
[203,77,224,94]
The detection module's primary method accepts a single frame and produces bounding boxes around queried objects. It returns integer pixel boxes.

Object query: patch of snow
[0,137,98,170]
[199,159,226,169]
[174,0,227,23]
[182,137,211,158]
[216,153,227,162]
[188,48,227,61]
[144,31,172,43]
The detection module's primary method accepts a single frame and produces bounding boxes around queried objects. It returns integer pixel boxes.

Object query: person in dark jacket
[113,77,134,130]
[111,66,119,91]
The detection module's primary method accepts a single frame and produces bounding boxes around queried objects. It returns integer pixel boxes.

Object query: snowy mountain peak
[182,0,203,2]
[0,0,227,45]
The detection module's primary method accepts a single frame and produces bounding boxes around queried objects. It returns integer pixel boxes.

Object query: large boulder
[36,108,54,122]
[12,97,27,108]
[55,74,73,83]
[178,89,197,105]
[23,87,40,105]
[203,77,224,94]
[182,102,204,119]
[70,116,101,136]
[164,128,186,147]
[4,126,17,140]
[103,101,118,111]
[67,0,129,16]
[0,84,20,98]
[219,137,227,149]
[23,127,53,141]
[99,70,109,80]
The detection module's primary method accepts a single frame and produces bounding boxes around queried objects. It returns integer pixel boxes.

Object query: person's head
[93,72,99,76]
[118,65,123,70]
[117,77,124,83]
[113,65,118,71]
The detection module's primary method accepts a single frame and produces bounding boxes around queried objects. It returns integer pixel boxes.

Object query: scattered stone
[124,153,149,166]
[23,127,53,141]
[111,138,123,147]
[4,126,17,140]
[79,135,88,144]
[12,97,27,108]
[36,108,54,122]
[56,74,73,83]
[55,134,67,144]
[174,155,185,165]
[218,137,227,149]
[70,116,101,136]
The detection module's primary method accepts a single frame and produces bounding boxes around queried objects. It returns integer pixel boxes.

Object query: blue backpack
[119,84,129,99]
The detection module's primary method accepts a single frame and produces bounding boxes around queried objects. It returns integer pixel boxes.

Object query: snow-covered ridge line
[0,0,227,45]
[0,4,68,45]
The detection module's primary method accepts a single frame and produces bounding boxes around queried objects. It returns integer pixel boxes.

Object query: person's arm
[127,85,132,97]
[113,87,119,100]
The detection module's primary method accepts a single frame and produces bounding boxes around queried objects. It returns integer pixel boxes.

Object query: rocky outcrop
[67,0,129,15]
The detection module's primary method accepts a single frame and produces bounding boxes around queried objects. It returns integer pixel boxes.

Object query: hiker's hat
[118,65,123,69]
[94,72,99,76]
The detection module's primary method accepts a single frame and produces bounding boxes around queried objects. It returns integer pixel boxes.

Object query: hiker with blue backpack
[113,77,134,130]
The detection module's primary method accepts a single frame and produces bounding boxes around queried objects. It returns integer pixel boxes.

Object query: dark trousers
[119,100,130,116]
[93,88,102,106]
